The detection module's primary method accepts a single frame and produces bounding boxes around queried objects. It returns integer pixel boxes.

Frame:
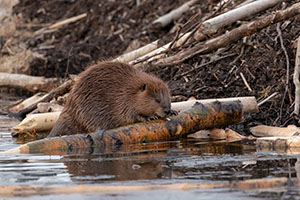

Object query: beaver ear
[141,84,147,91]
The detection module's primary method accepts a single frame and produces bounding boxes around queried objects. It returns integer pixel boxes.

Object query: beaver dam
[1,0,300,199]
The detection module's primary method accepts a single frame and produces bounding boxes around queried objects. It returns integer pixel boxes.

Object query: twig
[64,46,73,79]
[48,13,87,29]
[240,72,252,92]
[293,36,300,115]
[277,22,290,123]
[258,92,278,107]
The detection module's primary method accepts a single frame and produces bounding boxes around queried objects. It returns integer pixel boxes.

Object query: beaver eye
[141,84,147,91]
[155,99,161,103]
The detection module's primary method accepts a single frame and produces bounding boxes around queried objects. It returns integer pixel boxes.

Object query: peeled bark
[5,100,244,155]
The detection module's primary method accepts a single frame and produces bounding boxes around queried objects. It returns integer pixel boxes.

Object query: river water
[0,94,300,199]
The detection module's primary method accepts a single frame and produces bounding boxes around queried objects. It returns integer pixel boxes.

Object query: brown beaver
[48,61,174,137]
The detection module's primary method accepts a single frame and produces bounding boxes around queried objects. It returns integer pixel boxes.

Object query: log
[193,0,284,41]
[0,177,294,197]
[0,72,60,93]
[9,79,73,120]
[4,100,244,154]
[172,96,258,113]
[250,125,300,137]
[12,112,61,134]
[155,2,300,66]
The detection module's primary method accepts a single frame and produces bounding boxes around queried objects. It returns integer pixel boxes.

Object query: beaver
[48,61,174,137]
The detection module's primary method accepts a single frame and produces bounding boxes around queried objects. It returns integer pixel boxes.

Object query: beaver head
[134,78,172,121]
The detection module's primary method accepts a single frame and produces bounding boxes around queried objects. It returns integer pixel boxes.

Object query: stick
[239,72,252,92]
[48,13,87,29]
[257,92,278,107]
[293,36,300,115]
[5,100,244,154]
[154,2,300,66]
[0,72,60,93]
[151,0,198,28]
[277,22,290,122]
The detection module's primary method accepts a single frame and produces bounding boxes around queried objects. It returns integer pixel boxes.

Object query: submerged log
[4,100,245,155]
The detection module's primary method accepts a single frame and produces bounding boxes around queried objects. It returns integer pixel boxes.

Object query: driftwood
[294,36,300,115]
[9,79,73,120]
[154,2,300,66]
[151,0,198,28]
[12,96,258,134]
[5,100,245,154]
[0,177,294,197]
[0,72,60,93]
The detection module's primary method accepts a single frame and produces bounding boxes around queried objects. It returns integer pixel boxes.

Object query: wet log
[4,100,244,154]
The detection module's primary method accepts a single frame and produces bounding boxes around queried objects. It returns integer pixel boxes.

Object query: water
[1,95,300,199]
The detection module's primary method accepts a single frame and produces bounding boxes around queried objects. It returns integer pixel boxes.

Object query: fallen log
[4,100,244,155]
[0,72,60,93]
